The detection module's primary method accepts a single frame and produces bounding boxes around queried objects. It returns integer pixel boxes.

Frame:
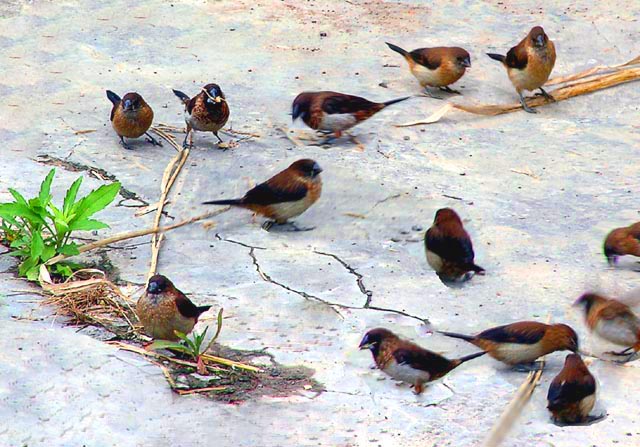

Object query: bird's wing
[174,293,201,319]
[320,93,378,115]
[479,322,547,344]
[409,48,442,70]
[393,345,451,374]
[548,375,596,406]
[425,227,475,264]
[243,176,308,205]
[505,42,528,69]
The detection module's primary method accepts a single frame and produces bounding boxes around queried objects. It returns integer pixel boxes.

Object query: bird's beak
[535,34,545,47]
[123,99,133,111]
[462,59,471,68]
[359,343,371,350]
[312,163,323,176]
[147,282,160,294]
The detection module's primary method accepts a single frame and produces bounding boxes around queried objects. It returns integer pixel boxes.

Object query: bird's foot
[439,86,461,95]
[119,137,133,150]
[552,413,607,427]
[262,221,315,232]
[145,132,163,147]
[606,347,633,356]
[518,93,538,113]
[512,361,544,372]
[535,87,556,102]
[422,88,443,100]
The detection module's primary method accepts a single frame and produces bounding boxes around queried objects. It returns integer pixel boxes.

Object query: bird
[574,292,640,360]
[291,91,409,144]
[385,42,471,97]
[487,26,556,113]
[202,159,322,231]
[424,208,485,282]
[603,222,640,265]
[106,90,161,149]
[359,328,485,394]
[439,321,578,370]
[172,83,230,149]
[136,274,211,341]
[547,354,598,425]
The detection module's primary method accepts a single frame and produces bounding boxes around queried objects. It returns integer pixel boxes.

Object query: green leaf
[26,265,41,281]
[8,188,28,206]
[41,244,56,262]
[68,218,109,232]
[30,232,44,259]
[58,243,79,255]
[18,256,38,277]
[70,182,120,224]
[148,340,191,353]
[39,169,55,206]
[53,263,74,278]
[0,203,45,225]
[63,177,82,216]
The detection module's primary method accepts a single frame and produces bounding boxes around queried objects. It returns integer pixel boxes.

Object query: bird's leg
[264,221,315,232]
[214,131,223,143]
[439,86,461,95]
[119,136,133,150]
[535,87,556,102]
[423,87,443,100]
[182,126,193,149]
[607,347,633,356]
[261,220,275,232]
[512,361,544,372]
[518,91,537,113]
[413,381,425,395]
[144,132,163,147]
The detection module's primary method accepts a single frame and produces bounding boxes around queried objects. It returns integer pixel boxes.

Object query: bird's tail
[456,351,486,365]
[106,90,121,105]
[467,263,486,275]
[386,42,409,58]
[382,96,411,107]
[438,331,475,342]
[172,89,191,105]
[487,53,506,63]
[197,305,212,316]
[202,199,243,206]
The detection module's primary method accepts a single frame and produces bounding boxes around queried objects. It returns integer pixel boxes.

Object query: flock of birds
[101,25,640,426]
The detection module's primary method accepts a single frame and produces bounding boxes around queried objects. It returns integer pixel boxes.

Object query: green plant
[0,169,120,280]
[150,308,224,374]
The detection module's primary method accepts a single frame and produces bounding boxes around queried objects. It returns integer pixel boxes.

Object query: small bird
[172,83,230,149]
[487,26,556,113]
[603,222,640,265]
[385,42,471,96]
[291,91,409,143]
[440,321,578,370]
[359,328,485,394]
[424,208,485,282]
[106,90,161,149]
[547,354,598,425]
[136,274,211,341]
[202,159,322,231]
[574,292,640,360]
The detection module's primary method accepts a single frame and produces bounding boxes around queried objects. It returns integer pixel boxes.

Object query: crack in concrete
[215,235,429,325]
[34,154,148,207]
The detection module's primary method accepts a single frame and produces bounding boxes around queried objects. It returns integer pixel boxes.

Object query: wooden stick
[176,386,229,395]
[45,207,230,266]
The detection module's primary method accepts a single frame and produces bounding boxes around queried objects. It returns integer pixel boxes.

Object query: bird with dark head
[439,321,578,371]
[359,328,485,394]
[203,159,323,231]
[136,274,211,341]
[172,83,230,149]
[547,353,600,425]
[106,90,160,149]
[385,42,471,97]
[487,26,556,113]
[603,222,640,266]
[424,208,485,283]
[291,91,409,144]
[574,292,640,360]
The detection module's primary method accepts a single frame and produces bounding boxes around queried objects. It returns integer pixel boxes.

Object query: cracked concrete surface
[1,0,640,446]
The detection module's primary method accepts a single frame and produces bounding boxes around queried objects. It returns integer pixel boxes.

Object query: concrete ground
[1,0,640,446]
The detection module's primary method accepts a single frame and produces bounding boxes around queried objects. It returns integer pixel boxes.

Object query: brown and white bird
[136,275,211,341]
[604,222,640,265]
[203,159,322,231]
[440,321,578,370]
[173,83,230,149]
[106,91,161,149]
[424,208,485,282]
[291,91,409,143]
[574,292,640,360]
[386,43,471,96]
[359,328,485,394]
[547,354,598,425]
[487,26,556,113]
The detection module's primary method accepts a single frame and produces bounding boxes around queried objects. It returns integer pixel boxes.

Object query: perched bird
[385,42,471,96]
[547,354,597,425]
[106,90,160,149]
[574,293,640,359]
[487,26,556,113]
[603,222,640,265]
[359,328,485,394]
[136,274,211,341]
[202,159,322,231]
[172,83,230,149]
[424,208,485,282]
[439,321,578,370]
[291,91,409,143]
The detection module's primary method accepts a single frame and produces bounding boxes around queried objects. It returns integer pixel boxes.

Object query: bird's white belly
[495,342,545,364]
[595,319,638,346]
[411,64,442,87]
[579,393,596,417]
[384,361,431,384]
[425,248,444,272]
[319,113,358,132]
[270,198,312,221]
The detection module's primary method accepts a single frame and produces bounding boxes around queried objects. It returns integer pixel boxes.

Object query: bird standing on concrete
[173,83,230,149]
[136,275,211,341]
[106,90,160,149]
[487,26,556,113]
[603,222,640,265]
[547,353,599,425]
[385,42,471,97]
[359,328,485,394]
